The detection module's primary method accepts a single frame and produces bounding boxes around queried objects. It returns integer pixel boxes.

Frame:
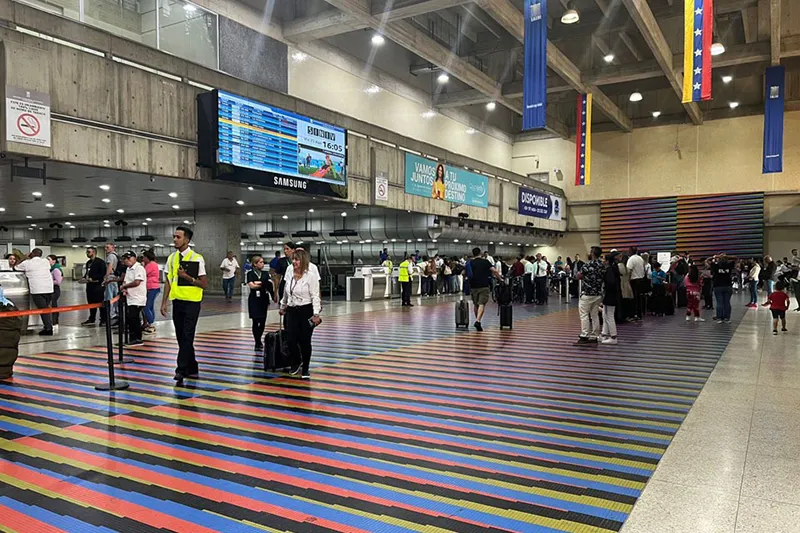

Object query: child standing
[684,265,705,322]
[768,281,790,335]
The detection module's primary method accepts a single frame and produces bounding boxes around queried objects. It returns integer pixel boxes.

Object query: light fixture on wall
[561,1,580,24]
[371,34,385,46]
[629,91,643,102]
[437,72,450,84]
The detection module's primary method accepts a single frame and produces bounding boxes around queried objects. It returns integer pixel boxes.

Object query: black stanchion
[116,294,134,364]
[96,301,129,391]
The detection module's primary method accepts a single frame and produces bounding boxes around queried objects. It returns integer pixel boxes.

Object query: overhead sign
[763,65,784,174]
[5,87,51,147]
[522,0,548,130]
[518,187,562,221]
[404,153,488,208]
[375,173,389,202]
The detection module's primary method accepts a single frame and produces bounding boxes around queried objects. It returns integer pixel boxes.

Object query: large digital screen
[197,90,348,198]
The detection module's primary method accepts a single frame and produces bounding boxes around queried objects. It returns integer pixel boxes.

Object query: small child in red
[684,265,705,322]
[768,281,790,335]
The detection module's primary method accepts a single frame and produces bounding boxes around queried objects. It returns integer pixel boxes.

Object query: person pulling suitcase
[466,247,504,332]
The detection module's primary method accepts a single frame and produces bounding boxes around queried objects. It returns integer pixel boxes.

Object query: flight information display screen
[216,90,347,189]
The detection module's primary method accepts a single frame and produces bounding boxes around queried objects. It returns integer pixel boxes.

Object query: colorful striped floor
[0,301,743,532]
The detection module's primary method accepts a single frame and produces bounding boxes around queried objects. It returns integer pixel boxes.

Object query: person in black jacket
[601,252,621,345]
[80,247,107,326]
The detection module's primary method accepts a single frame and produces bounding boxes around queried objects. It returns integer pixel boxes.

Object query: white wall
[288,52,514,172]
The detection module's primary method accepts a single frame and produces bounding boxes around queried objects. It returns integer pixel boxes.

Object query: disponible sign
[404,153,489,208]
[5,86,51,147]
[518,187,563,221]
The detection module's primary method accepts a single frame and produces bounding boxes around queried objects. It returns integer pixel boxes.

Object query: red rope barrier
[0,294,121,318]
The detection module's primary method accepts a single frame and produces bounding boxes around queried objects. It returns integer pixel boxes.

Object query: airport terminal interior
[0,0,800,531]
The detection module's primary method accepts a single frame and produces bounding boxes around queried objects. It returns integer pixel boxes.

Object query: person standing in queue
[47,255,63,329]
[81,247,107,326]
[14,249,54,336]
[399,254,414,307]
[160,226,207,383]
[247,255,274,352]
[280,248,321,379]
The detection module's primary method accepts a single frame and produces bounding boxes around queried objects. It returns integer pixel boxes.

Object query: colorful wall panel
[600,193,764,258]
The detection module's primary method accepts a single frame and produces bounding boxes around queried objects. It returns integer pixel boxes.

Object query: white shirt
[280,269,322,315]
[627,254,646,280]
[165,248,207,282]
[15,257,54,295]
[220,257,239,279]
[284,261,319,280]
[484,255,494,265]
[791,255,800,268]
[534,260,549,277]
[123,262,147,306]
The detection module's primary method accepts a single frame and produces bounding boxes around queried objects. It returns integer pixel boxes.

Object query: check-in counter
[0,270,35,332]
[346,266,392,301]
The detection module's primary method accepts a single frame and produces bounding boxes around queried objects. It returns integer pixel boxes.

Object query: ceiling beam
[593,0,643,61]
[474,0,633,132]
[769,0,780,65]
[284,0,472,42]
[742,6,758,43]
[620,0,703,125]
[435,78,572,107]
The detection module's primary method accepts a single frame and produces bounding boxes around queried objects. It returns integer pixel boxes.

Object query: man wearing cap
[160,226,207,383]
[119,251,146,346]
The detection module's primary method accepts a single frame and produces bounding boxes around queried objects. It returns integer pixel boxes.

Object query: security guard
[398,254,413,307]
[160,225,207,383]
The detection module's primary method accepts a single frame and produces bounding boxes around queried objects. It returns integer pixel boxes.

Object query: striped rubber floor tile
[0,299,744,532]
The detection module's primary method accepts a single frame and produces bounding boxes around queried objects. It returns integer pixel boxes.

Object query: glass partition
[158,0,218,69]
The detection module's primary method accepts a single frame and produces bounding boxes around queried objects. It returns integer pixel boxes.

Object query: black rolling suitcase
[499,304,513,330]
[264,321,291,372]
[455,300,469,329]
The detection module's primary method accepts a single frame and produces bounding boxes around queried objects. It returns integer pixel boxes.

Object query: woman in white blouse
[279,248,321,379]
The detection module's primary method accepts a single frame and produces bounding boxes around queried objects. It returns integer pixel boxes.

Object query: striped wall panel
[600,197,678,252]
[677,193,764,258]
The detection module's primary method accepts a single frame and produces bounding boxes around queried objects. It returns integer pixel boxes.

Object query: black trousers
[400,281,412,305]
[252,317,266,345]
[87,284,104,322]
[702,279,714,308]
[285,304,314,374]
[534,276,548,304]
[631,278,645,318]
[31,293,52,331]
[51,285,61,325]
[127,305,142,342]
[523,274,533,303]
[172,299,201,376]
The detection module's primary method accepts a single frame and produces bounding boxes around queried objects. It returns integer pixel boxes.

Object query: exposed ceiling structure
[270,0,800,138]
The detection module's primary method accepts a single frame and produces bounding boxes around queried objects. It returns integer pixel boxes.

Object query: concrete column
[192,213,241,295]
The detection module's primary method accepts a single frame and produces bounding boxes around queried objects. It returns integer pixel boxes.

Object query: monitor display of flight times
[197,90,348,198]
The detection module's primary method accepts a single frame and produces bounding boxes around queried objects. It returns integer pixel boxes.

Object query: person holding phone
[247,255,275,352]
[161,226,207,383]
[279,248,321,379]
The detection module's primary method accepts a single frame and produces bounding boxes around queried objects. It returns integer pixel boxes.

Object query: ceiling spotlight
[710,42,725,56]
[336,241,343,245]
[171,205,180,210]
[247,186,254,191]
[371,34,385,46]
[729,101,740,109]
[465,128,477,135]
[282,215,289,219]
[236,200,245,205]
[417,238,422,242]
[168,192,178,198]
[561,1,580,24]
[722,75,733,84]
[0,207,5,212]
[116,209,125,213]
[629,91,643,102]
[291,51,308,62]
[432,239,437,243]
[103,223,110,228]
[26,215,32,219]
[103,220,110,223]
[341,212,347,217]
[391,238,396,242]
[246,212,253,216]
[652,111,661,118]
[99,185,110,191]
[308,208,314,213]
[32,192,42,197]
[604,53,615,63]
[45,203,54,208]
[183,3,197,12]
[145,217,152,222]
[68,212,75,216]
[31,223,37,227]
[102,198,111,203]
[437,72,450,84]
[256,241,264,246]
[421,109,437,119]
[364,85,381,94]
[142,222,148,226]
[466,240,472,244]
[453,239,459,243]
[183,220,191,224]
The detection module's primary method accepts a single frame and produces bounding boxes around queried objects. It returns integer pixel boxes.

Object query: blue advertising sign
[763,65,784,174]
[404,153,489,208]
[523,0,547,130]
[518,187,563,221]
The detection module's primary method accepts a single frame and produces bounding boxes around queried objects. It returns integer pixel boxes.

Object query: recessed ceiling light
[171,205,180,209]
[417,238,422,242]
[31,223,37,227]
[32,192,42,197]
[116,209,125,213]
[25,215,32,219]
[629,92,643,102]
[336,241,343,245]
[236,200,245,205]
[72,245,78,248]
[371,34,385,46]
[421,110,437,119]
[142,222,148,226]
[68,212,75,216]
[710,42,725,56]
[291,51,308,62]
[99,185,110,191]
[308,208,314,213]
[0,207,6,212]
[364,85,382,94]
[453,239,459,243]
[257,241,263,245]
[489,241,494,245]
[103,223,110,228]
[45,203,54,208]
[341,212,347,217]
[561,1,579,24]
[432,239,437,243]
[102,198,111,203]
[722,75,733,84]
[466,128,477,135]
[486,101,496,111]
[391,238,396,242]
[604,53,615,63]
[277,241,284,245]
[246,212,253,216]
[437,72,450,84]
[466,240,471,244]
[406,239,412,243]
[169,192,178,198]
[103,220,109,223]
[499,242,504,245]
[282,215,288,219]
[652,111,662,118]
[183,220,191,224]
[145,217,152,221]
[729,101,740,109]
[247,186,254,191]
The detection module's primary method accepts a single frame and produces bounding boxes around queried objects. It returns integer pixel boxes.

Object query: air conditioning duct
[260,231,285,239]
[48,238,65,244]
[116,236,132,242]
[91,236,106,243]
[71,237,87,243]
[330,229,358,237]
[292,230,319,238]
[137,235,155,242]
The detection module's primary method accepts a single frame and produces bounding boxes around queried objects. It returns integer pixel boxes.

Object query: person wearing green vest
[160,226,207,383]
[399,254,414,307]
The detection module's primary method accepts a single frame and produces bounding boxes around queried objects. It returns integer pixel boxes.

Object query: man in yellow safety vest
[399,254,414,307]
[160,225,208,383]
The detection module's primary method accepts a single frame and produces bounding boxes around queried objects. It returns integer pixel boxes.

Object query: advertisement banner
[522,0,548,130]
[404,154,489,208]
[763,65,784,174]
[518,187,563,221]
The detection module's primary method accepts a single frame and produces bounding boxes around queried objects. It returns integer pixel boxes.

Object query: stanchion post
[96,301,129,391]
[116,294,134,364]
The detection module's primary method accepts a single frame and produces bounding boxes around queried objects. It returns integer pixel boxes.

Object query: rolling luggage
[455,300,469,329]
[264,321,291,372]
[499,304,513,330]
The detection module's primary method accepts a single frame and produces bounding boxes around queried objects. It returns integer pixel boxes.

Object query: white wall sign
[375,174,389,202]
[5,86,51,147]
[657,252,671,266]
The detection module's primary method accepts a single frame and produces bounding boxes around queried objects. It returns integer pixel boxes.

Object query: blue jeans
[222,277,235,299]
[714,285,733,320]
[766,280,775,298]
[104,281,118,320]
[749,280,759,304]
[144,288,160,324]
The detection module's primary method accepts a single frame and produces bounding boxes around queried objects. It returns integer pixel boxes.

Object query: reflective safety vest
[383,260,393,274]
[168,249,204,302]
[398,260,411,282]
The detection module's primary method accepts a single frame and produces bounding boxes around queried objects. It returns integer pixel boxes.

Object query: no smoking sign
[5,86,51,148]
[17,113,40,137]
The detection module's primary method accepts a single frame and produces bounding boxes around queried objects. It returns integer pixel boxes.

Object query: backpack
[109,252,126,278]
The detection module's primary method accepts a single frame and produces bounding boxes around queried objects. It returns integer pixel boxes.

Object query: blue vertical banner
[763,65,784,174]
[523,0,547,131]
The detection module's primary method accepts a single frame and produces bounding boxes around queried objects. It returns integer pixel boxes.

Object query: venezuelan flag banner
[682,0,713,103]
[575,93,591,186]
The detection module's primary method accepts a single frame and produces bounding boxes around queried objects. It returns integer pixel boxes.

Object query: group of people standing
[5,250,63,336]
